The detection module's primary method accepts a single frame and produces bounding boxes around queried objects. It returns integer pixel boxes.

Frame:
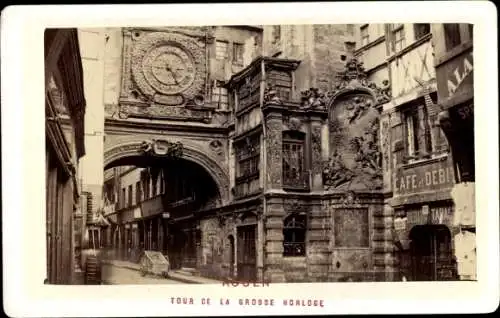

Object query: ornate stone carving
[284,199,307,215]
[300,88,329,110]
[380,117,390,172]
[331,57,391,106]
[288,117,302,131]
[311,126,323,175]
[140,139,184,158]
[265,119,283,188]
[119,105,211,122]
[340,191,361,206]
[345,95,373,124]
[322,151,354,189]
[125,30,206,106]
[209,140,224,157]
[263,84,282,104]
[327,91,383,190]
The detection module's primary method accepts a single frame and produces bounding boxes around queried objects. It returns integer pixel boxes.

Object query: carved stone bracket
[209,140,224,158]
[284,199,308,215]
[300,88,329,110]
[340,191,361,206]
[140,139,184,158]
[287,117,302,131]
[263,84,282,105]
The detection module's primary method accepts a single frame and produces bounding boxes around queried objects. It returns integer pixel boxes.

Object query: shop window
[283,214,306,256]
[360,24,369,46]
[444,23,462,51]
[233,42,244,65]
[393,25,406,52]
[216,40,229,60]
[414,23,430,40]
[212,81,229,110]
[282,131,308,190]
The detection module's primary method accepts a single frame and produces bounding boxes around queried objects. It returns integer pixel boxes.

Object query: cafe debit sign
[394,158,455,195]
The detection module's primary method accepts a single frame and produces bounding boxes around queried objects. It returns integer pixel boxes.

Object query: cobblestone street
[101,264,182,284]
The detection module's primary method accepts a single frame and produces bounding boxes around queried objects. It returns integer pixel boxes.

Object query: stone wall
[199,217,236,279]
[262,194,386,283]
[312,24,354,93]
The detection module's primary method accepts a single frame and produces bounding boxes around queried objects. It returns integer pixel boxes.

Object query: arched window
[283,214,307,256]
[282,131,308,190]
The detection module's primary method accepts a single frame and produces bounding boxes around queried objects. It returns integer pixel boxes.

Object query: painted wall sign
[406,204,454,226]
[436,49,473,101]
[394,158,455,195]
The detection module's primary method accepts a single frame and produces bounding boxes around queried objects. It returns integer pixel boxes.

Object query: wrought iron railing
[282,170,310,191]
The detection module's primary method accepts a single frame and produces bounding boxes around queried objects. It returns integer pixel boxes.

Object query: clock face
[143,45,196,95]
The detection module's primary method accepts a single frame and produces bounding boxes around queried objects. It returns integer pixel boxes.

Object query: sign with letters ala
[436,49,473,101]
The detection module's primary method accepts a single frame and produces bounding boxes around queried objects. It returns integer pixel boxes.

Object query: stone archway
[103,138,230,204]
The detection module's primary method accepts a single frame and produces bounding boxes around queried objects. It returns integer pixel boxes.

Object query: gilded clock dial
[143,45,196,95]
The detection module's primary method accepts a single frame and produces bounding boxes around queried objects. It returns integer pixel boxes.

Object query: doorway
[237,225,257,281]
[409,225,455,281]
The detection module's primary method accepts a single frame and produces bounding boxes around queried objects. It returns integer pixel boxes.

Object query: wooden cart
[140,250,170,278]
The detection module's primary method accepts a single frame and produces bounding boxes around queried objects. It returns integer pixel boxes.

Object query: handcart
[140,250,170,278]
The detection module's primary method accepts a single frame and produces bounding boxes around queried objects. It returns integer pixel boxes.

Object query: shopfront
[392,155,458,281]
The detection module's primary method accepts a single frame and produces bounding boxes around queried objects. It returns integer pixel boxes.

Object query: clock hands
[164,64,180,85]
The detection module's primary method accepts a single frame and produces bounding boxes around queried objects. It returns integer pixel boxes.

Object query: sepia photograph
[46,22,475,285]
[2,2,499,317]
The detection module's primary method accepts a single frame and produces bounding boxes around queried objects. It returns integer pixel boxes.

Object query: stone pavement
[101,259,222,284]
[101,263,182,284]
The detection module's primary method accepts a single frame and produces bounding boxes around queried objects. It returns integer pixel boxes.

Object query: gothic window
[360,24,370,46]
[232,42,244,65]
[216,40,229,60]
[283,214,306,256]
[414,23,431,40]
[444,23,462,51]
[282,131,307,189]
[212,81,229,110]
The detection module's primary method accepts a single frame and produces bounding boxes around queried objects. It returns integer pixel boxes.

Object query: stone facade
[97,24,474,283]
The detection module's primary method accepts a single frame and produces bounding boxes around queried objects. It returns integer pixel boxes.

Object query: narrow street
[101,264,182,284]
